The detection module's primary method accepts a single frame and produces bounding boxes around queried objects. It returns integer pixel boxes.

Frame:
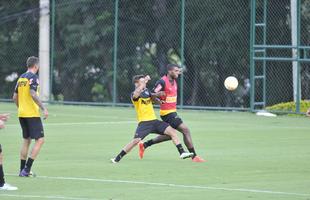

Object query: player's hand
[43,108,49,120]
[144,75,151,82]
[306,108,310,117]
[0,113,9,121]
[157,91,166,97]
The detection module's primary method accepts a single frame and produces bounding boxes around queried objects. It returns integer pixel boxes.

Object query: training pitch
[0,103,309,200]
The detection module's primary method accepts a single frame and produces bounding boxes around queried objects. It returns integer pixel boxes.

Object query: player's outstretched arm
[306,108,310,117]
[132,75,151,99]
[30,90,48,119]
[0,114,9,129]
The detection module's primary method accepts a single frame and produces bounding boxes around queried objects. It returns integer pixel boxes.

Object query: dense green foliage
[1,0,310,108]
[266,100,310,113]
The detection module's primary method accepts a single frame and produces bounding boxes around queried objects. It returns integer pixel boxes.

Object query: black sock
[115,150,127,162]
[20,159,26,172]
[143,140,154,149]
[176,144,185,155]
[25,158,34,172]
[188,148,197,157]
[0,165,5,187]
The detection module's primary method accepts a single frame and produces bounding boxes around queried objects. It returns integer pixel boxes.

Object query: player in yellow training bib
[13,56,48,177]
[111,75,193,163]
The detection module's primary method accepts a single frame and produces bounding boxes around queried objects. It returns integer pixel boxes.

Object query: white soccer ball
[224,76,238,91]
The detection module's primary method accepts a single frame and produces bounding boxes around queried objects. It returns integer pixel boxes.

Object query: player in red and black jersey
[139,64,206,162]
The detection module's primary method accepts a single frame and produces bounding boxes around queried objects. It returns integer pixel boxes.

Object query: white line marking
[7,174,310,197]
[0,194,102,200]
[5,121,136,127]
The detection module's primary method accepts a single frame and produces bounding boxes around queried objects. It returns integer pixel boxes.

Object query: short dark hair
[167,63,179,71]
[27,56,39,68]
[132,74,145,84]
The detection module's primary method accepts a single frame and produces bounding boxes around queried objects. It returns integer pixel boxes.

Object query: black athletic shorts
[134,120,169,140]
[19,117,44,140]
[0,144,2,153]
[160,112,183,129]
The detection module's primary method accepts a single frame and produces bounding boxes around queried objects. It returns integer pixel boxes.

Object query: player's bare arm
[30,90,48,119]
[12,93,19,108]
[0,114,9,122]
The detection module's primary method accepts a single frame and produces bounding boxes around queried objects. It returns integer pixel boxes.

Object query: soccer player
[111,75,193,163]
[13,56,48,177]
[307,108,310,117]
[139,64,206,162]
[0,114,18,190]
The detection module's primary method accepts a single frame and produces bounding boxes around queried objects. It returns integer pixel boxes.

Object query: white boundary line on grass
[7,174,310,197]
[0,194,102,200]
[5,121,136,127]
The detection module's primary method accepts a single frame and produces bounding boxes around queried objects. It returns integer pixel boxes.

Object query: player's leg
[177,123,206,162]
[156,121,193,159]
[112,122,150,163]
[0,144,4,187]
[112,138,141,163]
[20,138,31,172]
[0,144,18,190]
[20,118,44,176]
[19,118,31,172]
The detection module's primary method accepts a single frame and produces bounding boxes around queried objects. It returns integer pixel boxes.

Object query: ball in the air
[224,76,238,91]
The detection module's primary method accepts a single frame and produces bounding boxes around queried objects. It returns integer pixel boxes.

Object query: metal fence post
[296,0,301,113]
[249,0,256,112]
[50,0,55,102]
[180,0,185,109]
[112,0,119,106]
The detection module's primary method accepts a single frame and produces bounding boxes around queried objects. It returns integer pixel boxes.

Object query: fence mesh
[0,0,309,113]
[0,1,39,99]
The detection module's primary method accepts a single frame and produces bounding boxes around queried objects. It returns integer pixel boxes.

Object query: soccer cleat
[180,152,194,159]
[19,168,30,177]
[0,183,18,191]
[110,158,118,164]
[139,142,145,159]
[192,155,206,163]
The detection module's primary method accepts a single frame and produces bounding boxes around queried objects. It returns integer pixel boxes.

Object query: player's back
[16,72,40,118]
[131,88,157,123]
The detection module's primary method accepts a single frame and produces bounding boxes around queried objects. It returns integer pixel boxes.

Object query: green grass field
[0,102,309,200]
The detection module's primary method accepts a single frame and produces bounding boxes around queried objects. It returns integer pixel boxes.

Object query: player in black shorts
[111,75,193,163]
[0,114,18,190]
[13,57,48,177]
[140,64,206,162]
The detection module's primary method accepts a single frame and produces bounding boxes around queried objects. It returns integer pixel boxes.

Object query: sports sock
[176,144,185,155]
[115,150,127,162]
[20,159,26,172]
[0,165,5,187]
[143,140,154,149]
[25,158,34,172]
[188,148,197,157]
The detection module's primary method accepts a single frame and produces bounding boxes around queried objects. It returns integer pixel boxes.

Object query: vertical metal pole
[39,0,50,102]
[262,0,267,108]
[296,0,301,113]
[50,0,55,102]
[112,0,119,105]
[180,0,185,109]
[250,0,256,112]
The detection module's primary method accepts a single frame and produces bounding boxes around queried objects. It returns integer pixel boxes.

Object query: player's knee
[133,138,141,145]
[180,126,190,135]
[36,137,45,145]
[165,126,177,137]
